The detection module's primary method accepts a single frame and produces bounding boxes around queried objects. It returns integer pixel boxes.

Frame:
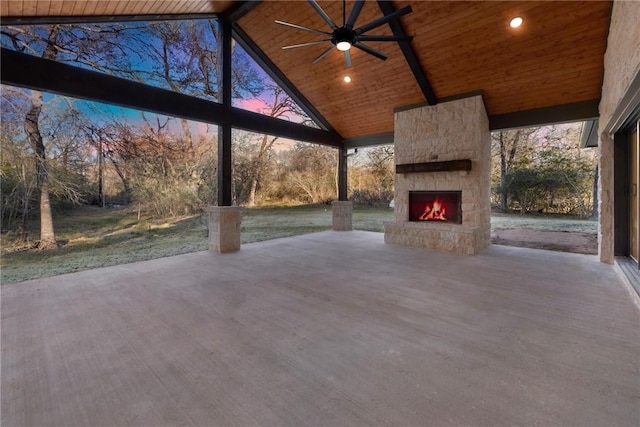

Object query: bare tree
[1,86,35,237]
[2,22,139,247]
[286,143,337,203]
[21,27,60,249]
[246,85,304,206]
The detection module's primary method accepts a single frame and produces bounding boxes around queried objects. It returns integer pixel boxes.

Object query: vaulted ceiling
[1,1,612,141]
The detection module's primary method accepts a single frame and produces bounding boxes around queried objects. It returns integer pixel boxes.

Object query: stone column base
[332,200,353,231]
[207,206,241,253]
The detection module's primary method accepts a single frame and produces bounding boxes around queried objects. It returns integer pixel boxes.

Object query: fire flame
[419,199,447,221]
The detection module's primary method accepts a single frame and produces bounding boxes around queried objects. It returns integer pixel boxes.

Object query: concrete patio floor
[2,231,639,426]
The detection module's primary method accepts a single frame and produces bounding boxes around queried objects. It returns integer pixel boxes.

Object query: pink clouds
[234,97,270,113]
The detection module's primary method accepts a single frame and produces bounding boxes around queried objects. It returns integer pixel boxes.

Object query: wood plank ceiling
[1,1,612,140]
[239,1,611,138]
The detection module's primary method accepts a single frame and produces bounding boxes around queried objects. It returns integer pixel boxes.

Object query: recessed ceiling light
[343,75,352,83]
[509,16,523,28]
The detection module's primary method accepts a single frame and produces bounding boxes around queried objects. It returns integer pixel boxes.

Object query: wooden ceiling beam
[0,13,219,25]
[488,99,600,131]
[344,132,394,149]
[0,48,342,147]
[226,0,261,22]
[377,0,437,105]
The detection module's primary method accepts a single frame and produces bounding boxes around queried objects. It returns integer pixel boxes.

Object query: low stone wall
[384,95,491,255]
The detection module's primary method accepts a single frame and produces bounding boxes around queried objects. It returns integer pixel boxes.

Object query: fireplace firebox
[409,191,462,223]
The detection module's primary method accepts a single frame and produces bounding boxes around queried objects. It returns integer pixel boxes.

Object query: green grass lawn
[1,204,596,284]
[0,204,394,284]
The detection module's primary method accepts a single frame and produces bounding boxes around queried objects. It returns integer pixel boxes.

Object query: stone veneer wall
[384,95,491,255]
[598,1,640,263]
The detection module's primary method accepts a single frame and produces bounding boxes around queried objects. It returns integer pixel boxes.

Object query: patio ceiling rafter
[0,47,343,147]
[377,0,437,106]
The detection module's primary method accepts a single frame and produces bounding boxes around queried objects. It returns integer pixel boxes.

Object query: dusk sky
[3,19,312,141]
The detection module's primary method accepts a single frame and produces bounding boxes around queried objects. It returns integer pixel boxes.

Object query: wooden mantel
[396,159,472,174]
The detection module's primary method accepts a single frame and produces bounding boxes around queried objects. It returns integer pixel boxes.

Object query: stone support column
[332,200,353,231]
[598,132,615,263]
[207,206,241,253]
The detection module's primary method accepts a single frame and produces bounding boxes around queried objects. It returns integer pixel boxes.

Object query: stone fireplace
[384,95,491,255]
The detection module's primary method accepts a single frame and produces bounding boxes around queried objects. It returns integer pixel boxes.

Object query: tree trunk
[247,134,278,207]
[19,162,31,240]
[180,118,193,152]
[22,26,60,250]
[592,164,599,218]
[98,137,105,207]
[247,170,259,207]
[109,158,132,203]
[25,89,57,249]
[499,132,508,212]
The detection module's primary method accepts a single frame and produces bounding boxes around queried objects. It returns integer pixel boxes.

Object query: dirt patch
[491,229,597,255]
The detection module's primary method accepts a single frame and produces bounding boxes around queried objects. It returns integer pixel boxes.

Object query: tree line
[1,87,394,232]
[492,125,597,218]
[1,19,344,248]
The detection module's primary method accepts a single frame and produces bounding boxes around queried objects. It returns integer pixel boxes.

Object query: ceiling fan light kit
[276,0,414,69]
[336,41,352,51]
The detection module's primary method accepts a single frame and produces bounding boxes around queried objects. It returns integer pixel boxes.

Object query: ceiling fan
[276,0,413,68]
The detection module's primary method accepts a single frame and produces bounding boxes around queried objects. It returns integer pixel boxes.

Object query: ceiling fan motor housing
[332,27,357,47]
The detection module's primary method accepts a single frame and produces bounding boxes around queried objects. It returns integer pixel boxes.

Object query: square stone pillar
[207,206,241,253]
[332,200,353,231]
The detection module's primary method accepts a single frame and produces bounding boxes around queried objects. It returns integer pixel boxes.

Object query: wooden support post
[218,16,233,207]
[338,147,348,201]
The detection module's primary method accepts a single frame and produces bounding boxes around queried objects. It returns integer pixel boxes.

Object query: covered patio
[2,231,638,426]
[2,1,639,425]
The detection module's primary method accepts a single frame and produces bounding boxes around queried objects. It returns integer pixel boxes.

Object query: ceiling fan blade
[353,42,388,61]
[308,0,339,30]
[355,6,412,35]
[344,50,353,68]
[283,40,331,50]
[357,35,414,43]
[343,0,346,26]
[345,0,365,30]
[312,45,335,64]
[275,20,331,36]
